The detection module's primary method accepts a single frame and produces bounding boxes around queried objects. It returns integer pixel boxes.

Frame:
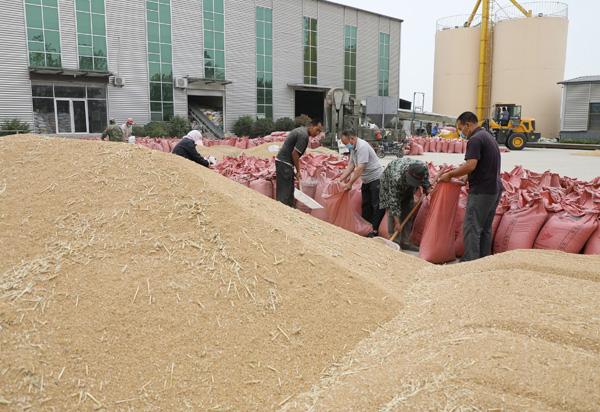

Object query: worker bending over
[338,130,385,238]
[101,118,122,142]
[275,121,323,207]
[379,158,431,251]
[172,130,215,168]
[439,111,502,261]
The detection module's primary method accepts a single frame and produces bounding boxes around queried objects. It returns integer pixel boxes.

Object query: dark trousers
[462,192,502,262]
[276,161,294,207]
[361,179,385,233]
[387,193,415,245]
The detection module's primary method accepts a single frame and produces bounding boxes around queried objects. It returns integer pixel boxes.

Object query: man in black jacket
[439,111,502,261]
[172,130,213,167]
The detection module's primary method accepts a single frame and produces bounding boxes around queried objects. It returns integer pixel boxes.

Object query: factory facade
[559,76,600,143]
[0,0,401,135]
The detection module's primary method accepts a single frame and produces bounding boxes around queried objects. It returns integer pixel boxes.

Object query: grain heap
[1,135,599,411]
[0,135,422,410]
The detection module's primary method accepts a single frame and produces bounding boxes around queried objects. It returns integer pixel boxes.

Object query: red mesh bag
[419,182,462,264]
[534,209,598,254]
[454,187,469,257]
[410,196,431,246]
[311,174,331,221]
[322,182,372,236]
[584,219,600,255]
[493,200,548,253]
[249,179,273,199]
[442,139,450,153]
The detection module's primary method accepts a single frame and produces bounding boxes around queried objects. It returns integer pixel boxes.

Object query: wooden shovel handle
[388,192,428,242]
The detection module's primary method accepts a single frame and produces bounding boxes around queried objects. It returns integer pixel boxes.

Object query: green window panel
[79,56,93,70]
[344,25,357,97]
[77,12,91,33]
[78,33,92,47]
[42,6,59,30]
[26,5,43,29]
[76,0,88,11]
[203,0,225,80]
[256,6,273,118]
[303,17,317,85]
[150,82,162,101]
[148,41,160,53]
[91,13,105,35]
[147,0,173,121]
[28,28,44,42]
[25,0,62,67]
[46,53,61,67]
[159,23,171,43]
[147,22,159,42]
[94,57,107,71]
[76,0,107,71]
[378,32,390,97]
[30,52,45,67]
[90,0,104,14]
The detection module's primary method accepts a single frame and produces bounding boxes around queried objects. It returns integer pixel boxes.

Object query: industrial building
[559,76,600,143]
[0,0,401,136]
[432,2,568,139]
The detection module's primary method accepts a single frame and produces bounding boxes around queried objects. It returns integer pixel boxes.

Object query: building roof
[558,76,600,85]
[322,0,404,23]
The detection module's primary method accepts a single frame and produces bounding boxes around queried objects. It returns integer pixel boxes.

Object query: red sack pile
[203,130,327,149]
[494,197,549,253]
[136,137,181,152]
[419,181,463,264]
[407,137,468,154]
[489,165,600,255]
[534,207,598,254]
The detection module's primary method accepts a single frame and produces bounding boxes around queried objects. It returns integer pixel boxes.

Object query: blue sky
[334,0,597,110]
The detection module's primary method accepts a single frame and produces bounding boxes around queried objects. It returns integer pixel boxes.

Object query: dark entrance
[187,94,224,137]
[294,90,325,123]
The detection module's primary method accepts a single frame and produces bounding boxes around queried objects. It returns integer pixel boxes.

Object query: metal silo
[491,2,568,138]
[433,15,481,117]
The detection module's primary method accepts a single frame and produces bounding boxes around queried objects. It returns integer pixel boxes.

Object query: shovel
[294,188,323,210]
[373,196,425,251]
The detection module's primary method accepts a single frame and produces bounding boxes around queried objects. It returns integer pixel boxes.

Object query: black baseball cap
[406,163,427,187]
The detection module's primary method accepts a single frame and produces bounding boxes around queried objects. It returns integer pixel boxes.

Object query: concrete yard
[383,148,600,181]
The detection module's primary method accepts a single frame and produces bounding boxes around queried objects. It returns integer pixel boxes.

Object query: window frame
[146,0,174,121]
[31,82,108,134]
[343,25,357,97]
[589,102,600,131]
[74,0,109,72]
[378,32,390,97]
[203,0,226,80]
[256,6,273,119]
[303,16,317,85]
[24,0,63,68]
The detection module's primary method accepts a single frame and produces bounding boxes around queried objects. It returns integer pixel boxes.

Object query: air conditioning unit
[112,76,125,87]
[174,77,188,89]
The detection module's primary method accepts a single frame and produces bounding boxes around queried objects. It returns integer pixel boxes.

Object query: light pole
[411,92,425,135]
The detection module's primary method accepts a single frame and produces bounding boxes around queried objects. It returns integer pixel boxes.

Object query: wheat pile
[1,135,599,411]
[0,135,421,410]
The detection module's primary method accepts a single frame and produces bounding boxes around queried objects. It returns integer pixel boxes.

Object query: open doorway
[294,90,324,123]
[188,95,224,130]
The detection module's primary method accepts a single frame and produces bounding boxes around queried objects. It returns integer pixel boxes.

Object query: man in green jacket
[379,157,431,250]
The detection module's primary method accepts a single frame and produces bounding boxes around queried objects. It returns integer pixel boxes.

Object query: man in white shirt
[337,130,385,237]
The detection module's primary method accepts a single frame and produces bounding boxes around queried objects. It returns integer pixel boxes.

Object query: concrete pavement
[381,148,600,181]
